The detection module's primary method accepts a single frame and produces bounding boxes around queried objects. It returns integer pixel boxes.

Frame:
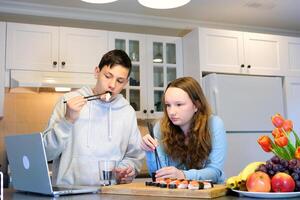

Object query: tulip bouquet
[258,113,300,160]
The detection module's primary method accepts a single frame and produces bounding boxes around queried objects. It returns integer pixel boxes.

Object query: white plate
[232,189,300,198]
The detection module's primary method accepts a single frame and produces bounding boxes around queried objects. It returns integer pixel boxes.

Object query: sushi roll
[188,180,200,190]
[203,180,213,189]
[168,183,177,189]
[177,180,189,189]
[145,181,152,186]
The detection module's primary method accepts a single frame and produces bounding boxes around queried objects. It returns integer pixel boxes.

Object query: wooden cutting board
[101,182,228,199]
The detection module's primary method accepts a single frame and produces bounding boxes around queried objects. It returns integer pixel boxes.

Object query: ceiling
[0,0,300,35]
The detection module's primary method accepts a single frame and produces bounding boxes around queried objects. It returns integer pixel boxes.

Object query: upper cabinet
[108,31,147,118]
[146,35,183,119]
[183,28,286,79]
[6,23,108,73]
[109,32,183,119]
[285,36,300,76]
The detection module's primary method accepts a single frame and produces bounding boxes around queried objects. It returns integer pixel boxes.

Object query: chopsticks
[63,91,112,103]
[147,122,162,170]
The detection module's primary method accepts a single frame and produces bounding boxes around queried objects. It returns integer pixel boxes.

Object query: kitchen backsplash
[0,88,151,175]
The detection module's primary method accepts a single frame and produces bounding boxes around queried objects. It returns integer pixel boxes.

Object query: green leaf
[292,130,300,148]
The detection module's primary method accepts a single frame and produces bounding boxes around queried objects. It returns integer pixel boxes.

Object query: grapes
[271,155,280,164]
[294,167,300,174]
[268,169,275,176]
[291,172,300,181]
[265,162,273,170]
[296,180,300,188]
[280,159,289,168]
[255,155,300,192]
[289,159,297,166]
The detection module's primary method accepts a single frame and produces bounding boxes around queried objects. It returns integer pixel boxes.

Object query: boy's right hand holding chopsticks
[64,91,112,123]
[65,96,87,124]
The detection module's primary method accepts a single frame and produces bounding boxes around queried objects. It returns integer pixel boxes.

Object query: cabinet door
[147,36,183,119]
[0,22,5,117]
[109,32,147,119]
[244,32,285,76]
[286,37,300,76]
[285,77,300,131]
[199,28,244,74]
[6,23,59,71]
[59,27,108,73]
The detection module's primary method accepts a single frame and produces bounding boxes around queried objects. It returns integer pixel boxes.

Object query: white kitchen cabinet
[109,31,147,118]
[109,32,183,119]
[284,77,300,132]
[146,35,183,119]
[243,32,285,76]
[0,22,5,117]
[183,28,285,79]
[6,23,108,73]
[285,37,300,76]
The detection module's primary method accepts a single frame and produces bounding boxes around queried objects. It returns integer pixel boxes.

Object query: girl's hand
[155,166,185,179]
[140,134,159,152]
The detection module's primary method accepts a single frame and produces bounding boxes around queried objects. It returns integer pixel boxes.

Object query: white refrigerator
[202,73,285,177]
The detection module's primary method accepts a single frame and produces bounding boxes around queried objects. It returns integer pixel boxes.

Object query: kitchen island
[3,178,300,200]
[4,188,300,200]
[2,188,232,200]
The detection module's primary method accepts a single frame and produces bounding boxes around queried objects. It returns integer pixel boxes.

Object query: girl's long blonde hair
[161,77,212,169]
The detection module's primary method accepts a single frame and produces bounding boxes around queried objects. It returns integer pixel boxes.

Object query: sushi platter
[101,180,227,199]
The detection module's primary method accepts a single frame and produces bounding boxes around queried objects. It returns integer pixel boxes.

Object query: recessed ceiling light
[81,0,119,4]
[138,0,191,9]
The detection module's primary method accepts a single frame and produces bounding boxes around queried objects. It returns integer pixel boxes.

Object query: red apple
[246,171,271,192]
[271,172,295,192]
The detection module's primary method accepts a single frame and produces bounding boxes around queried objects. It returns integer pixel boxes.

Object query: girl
[141,77,226,183]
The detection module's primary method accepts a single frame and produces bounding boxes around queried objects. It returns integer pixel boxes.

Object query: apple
[271,172,295,192]
[246,171,271,192]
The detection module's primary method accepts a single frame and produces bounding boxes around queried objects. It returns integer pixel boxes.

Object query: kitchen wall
[0,88,150,176]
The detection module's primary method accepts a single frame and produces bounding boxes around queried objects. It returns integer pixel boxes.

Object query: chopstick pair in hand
[147,122,162,170]
[63,91,112,103]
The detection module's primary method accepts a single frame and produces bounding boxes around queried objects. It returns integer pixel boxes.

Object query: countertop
[3,178,300,200]
[2,188,236,200]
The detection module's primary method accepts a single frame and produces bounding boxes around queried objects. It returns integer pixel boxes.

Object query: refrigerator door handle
[212,88,220,115]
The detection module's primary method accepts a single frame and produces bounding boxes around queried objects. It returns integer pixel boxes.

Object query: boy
[43,49,144,186]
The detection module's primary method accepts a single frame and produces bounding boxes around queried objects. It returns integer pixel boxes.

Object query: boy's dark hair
[98,49,132,77]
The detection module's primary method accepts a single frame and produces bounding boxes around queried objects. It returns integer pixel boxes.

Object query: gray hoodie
[42,86,145,186]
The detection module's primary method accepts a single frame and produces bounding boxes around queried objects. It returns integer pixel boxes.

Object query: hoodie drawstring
[87,101,92,147]
[108,105,112,140]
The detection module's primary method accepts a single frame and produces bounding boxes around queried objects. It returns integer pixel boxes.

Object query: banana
[238,161,265,181]
[226,175,241,189]
[237,180,247,191]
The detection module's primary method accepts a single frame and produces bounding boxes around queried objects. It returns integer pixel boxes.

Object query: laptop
[5,133,100,197]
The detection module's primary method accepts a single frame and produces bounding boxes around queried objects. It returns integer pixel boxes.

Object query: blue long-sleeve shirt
[146,115,227,183]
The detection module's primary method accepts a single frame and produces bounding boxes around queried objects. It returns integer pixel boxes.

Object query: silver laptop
[5,133,100,197]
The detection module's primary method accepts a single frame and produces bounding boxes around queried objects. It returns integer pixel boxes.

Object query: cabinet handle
[241,64,245,68]
[150,110,154,114]
[143,110,147,114]
[247,65,251,69]
[61,61,66,67]
[53,61,57,66]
